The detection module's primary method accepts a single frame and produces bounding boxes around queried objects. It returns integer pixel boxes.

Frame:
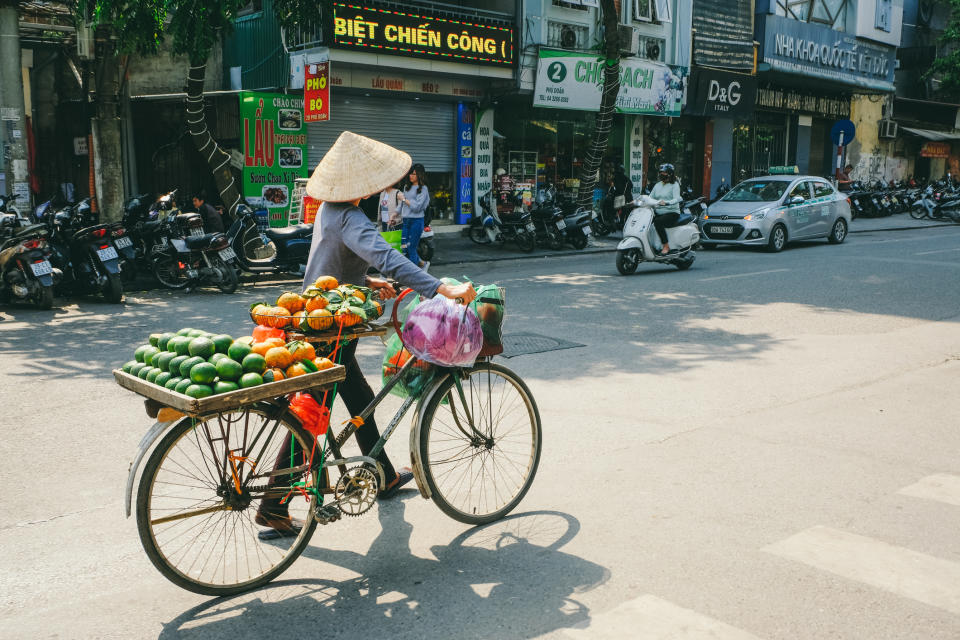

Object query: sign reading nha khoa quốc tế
[332,3,514,67]
[533,49,686,116]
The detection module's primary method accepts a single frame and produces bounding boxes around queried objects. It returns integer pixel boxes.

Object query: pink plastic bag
[402,296,483,367]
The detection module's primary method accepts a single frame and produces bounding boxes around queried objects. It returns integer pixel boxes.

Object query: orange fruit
[265,346,294,369]
[263,367,285,382]
[287,340,315,361]
[306,308,334,331]
[286,362,309,377]
[251,304,272,326]
[235,335,255,346]
[251,337,285,356]
[268,306,291,329]
[351,290,366,302]
[313,275,338,291]
[313,356,335,371]
[334,308,362,328]
[304,295,328,312]
[277,292,305,313]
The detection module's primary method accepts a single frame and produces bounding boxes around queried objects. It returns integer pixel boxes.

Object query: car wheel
[766,224,787,253]
[828,218,848,244]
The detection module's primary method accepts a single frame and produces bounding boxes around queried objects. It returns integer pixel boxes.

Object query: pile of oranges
[250,275,384,334]
[233,335,336,382]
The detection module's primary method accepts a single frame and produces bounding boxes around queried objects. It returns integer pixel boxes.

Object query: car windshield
[722,180,789,202]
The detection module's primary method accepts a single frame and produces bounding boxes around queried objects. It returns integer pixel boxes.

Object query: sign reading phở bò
[304,62,330,123]
[332,3,514,67]
[239,92,309,227]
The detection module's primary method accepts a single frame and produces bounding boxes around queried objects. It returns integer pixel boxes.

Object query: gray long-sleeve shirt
[303,202,441,298]
[399,185,430,219]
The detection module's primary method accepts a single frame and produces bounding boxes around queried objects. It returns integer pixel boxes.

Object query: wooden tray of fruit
[115,326,347,417]
[113,366,345,416]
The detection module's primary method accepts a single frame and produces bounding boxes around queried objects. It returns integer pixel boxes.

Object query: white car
[700,175,852,252]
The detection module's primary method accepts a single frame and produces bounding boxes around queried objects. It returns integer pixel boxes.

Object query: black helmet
[658,163,675,176]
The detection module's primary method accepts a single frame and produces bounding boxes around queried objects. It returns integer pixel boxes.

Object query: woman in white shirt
[398,163,431,267]
[378,181,401,231]
[649,163,682,255]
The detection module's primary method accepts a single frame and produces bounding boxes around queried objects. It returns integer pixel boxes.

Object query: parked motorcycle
[224,204,311,275]
[151,210,239,293]
[418,224,435,262]
[911,183,960,222]
[43,198,124,303]
[529,185,568,250]
[0,193,23,219]
[0,217,58,309]
[615,195,700,274]
[468,191,536,252]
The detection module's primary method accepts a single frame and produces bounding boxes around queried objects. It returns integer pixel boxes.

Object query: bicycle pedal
[314,504,341,525]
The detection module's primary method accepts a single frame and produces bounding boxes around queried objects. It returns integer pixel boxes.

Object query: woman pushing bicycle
[256,131,476,536]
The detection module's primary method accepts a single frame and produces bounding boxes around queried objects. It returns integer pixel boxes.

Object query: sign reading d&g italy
[239,92,308,227]
[533,48,686,116]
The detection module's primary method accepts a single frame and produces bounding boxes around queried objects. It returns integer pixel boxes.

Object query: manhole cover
[500,332,585,358]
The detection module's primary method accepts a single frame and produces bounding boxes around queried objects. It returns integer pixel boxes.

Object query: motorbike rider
[650,164,682,255]
[603,162,634,227]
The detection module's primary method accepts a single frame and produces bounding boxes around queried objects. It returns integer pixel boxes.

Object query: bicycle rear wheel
[416,362,542,525]
[136,406,319,596]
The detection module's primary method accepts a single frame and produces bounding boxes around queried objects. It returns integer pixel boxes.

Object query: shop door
[306,95,456,172]
[809,119,828,178]
[732,113,789,183]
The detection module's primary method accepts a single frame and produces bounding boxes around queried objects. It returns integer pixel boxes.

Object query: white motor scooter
[615,195,700,274]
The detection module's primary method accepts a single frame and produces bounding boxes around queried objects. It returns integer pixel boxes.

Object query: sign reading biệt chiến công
[533,49,686,116]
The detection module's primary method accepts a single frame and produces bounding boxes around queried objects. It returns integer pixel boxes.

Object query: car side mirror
[789,195,805,205]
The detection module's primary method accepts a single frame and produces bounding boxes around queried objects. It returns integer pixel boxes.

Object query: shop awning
[899,126,960,141]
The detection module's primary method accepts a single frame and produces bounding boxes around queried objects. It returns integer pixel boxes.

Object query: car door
[809,180,836,237]
[783,181,815,238]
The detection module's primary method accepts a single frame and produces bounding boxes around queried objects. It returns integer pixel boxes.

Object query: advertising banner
[685,69,756,117]
[332,3,514,67]
[304,60,330,123]
[533,49,685,116]
[760,14,896,92]
[455,103,474,225]
[627,116,644,190]
[239,92,309,227]
[473,109,494,221]
[921,142,951,158]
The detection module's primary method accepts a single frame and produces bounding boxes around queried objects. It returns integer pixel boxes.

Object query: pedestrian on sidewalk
[399,163,430,268]
[379,181,402,231]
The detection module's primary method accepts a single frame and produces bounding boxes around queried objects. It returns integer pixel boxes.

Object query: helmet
[495,168,506,176]
[658,163,675,176]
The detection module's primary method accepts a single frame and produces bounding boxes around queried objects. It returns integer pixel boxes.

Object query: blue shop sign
[759,15,895,92]
[455,103,474,225]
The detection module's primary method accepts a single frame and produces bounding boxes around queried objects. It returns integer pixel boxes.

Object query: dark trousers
[259,340,397,517]
[653,212,679,245]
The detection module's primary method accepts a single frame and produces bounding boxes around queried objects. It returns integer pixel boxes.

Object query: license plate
[30,260,52,276]
[219,247,237,261]
[555,219,566,230]
[711,225,733,234]
[96,246,119,262]
[187,269,199,279]
[525,223,536,232]
[114,236,133,249]
[583,225,592,235]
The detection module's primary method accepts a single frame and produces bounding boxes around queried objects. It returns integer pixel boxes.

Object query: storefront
[893,97,960,182]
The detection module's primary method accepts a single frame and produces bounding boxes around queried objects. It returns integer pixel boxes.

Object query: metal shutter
[307,95,455,173]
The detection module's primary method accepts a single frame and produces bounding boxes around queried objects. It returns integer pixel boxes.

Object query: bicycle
[130,292,542,596]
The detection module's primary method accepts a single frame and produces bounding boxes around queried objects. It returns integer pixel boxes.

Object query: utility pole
[0,0,31,207]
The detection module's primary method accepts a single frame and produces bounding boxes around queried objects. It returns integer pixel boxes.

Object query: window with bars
[775,0,848,30]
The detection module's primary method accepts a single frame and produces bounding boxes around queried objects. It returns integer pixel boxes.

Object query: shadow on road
[157,508,609,640]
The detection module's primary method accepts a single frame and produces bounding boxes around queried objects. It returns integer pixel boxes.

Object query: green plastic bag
[382,333,438,398]
[380,229,402,252]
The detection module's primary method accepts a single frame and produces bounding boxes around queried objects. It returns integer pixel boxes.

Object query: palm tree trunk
[185,59,242,214]
[576,0,621,208]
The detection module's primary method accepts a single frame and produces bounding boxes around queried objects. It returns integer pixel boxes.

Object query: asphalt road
[1,225,959,639]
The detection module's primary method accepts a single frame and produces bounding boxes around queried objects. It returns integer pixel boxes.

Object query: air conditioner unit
[77,23,95,60]
[560,25,579,49]
[878,120,899,139]
[618,25,640,57]
[639,36,664,61]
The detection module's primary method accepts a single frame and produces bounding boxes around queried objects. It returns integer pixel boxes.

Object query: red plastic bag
[253,325,286,342]
[288,392,329,437]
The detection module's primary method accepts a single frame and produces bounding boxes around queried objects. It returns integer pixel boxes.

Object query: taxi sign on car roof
[768,166,799,175]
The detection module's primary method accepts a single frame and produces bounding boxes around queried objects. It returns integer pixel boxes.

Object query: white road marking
[699,269,789,282]
[897,474,960,507]
[563,594,764,639]
[916,247,960,256]
[764,526,960,614]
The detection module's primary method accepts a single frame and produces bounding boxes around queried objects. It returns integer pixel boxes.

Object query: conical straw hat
[306,131,412,202]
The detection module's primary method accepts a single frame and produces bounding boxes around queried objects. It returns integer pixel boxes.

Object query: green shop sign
[239,91,308,226]
[533,48,686,116]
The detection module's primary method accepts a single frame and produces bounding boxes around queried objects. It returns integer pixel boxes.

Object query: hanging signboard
[304,61,330,123]
[533,49,686,116]
[920,142,951,158]
[473,109,494,221]
[684,69,756,116]
[238,92,309,227]
[455,103,474,225]
[332,3,514,67]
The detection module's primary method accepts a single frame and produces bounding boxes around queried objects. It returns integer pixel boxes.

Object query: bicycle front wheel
[136,406,319,596]
[417,362,542,525]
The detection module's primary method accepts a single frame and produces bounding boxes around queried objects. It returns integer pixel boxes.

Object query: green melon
[190,362,218,385]
[179,356,205,378]
[215,358,244,382]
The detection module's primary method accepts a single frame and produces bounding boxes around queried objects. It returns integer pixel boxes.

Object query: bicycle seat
[264,224,313,241]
